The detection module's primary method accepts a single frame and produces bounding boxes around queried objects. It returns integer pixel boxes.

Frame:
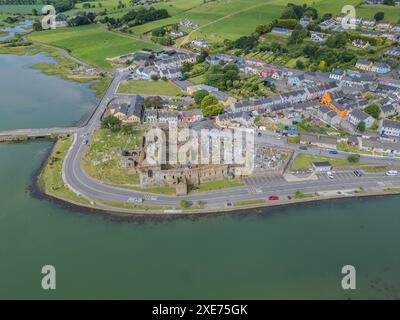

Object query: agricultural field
[117,80,182,96]
[0,5,42,14]
[28,24,160,69]
[354,4,400,24]
[124,0,366,43]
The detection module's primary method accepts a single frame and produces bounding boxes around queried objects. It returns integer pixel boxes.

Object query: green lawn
[82,129,142,185]
[0,5,42,14]
[28,24,160,69]
[233,199,266,206]
[117,80,182,96]
[291,153,372,170]
[189,179,244,194]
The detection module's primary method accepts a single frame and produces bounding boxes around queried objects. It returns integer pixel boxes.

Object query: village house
[319,18,336,30]
[385,46,400,57]
[310,31,327,42]
[179,19,198,29]
[287,74,306,87]
[216,112,253,128]
[372,62,391,74]
[186,84,219,95]
[212,91,237,107]
[355,60,373,72]
[376,20,391,30]
[352,39,370,49]
[318,105,342,127]
[380,104,397,117]
[109,95,144,124]
[158,111,181,123]
[379,119,400,137]
[348,109,375,128]
[206,54,238,65]
[144,110,158,124]
[181,110,203,123]
[191,39,209,48]
[271,27,289,35]
[329,69,345,81]
[299,133,338,149]
[320,92,350,118]
[361,18,375,28]
[360,139,400,155]
[300,16,312,27]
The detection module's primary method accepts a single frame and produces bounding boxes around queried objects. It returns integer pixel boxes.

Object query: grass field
[189,179,244,194]
[28,24,160,69]
[291,153,371,170]
[354,4,400,24]
[117,80,182,95]
[125,0,366,43]
[0,5,42,14]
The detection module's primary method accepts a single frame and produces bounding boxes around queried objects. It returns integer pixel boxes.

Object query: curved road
[60,73,400,212]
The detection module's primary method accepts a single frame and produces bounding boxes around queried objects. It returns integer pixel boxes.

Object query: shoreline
[28,137,400,218]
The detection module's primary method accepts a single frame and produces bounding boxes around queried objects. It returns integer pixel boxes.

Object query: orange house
[320,92,349,118]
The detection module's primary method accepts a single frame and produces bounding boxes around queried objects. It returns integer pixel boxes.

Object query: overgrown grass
[82,129,142,185]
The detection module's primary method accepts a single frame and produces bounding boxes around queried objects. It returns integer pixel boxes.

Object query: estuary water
[0,53,97,131]
[1,53,400,299]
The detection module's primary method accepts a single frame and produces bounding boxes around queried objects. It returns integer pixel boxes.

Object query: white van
[385,170,398,176]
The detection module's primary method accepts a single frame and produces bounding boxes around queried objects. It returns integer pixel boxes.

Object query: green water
[0,54,97,131]
[1,53,400,299]
[1,141,400,299]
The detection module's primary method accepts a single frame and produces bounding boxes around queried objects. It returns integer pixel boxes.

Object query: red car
[268,196,279,201]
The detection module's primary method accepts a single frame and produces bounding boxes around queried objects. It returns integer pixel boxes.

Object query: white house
[380,119,400,137]
[348,109,375,128]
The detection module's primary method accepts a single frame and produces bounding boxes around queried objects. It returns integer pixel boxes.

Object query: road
[60,74,400,212]
[3,70,399,212]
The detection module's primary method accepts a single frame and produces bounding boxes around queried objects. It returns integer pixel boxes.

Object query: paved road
[4,70,397,211]
[61,76,400,211]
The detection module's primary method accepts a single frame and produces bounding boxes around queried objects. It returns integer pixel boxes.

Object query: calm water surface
[0,53,97,131]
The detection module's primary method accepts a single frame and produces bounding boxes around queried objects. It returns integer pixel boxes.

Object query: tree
[288,25,308,45]
[296,60,305,70]
[364,104,381,119]
[101,116,122,132]
[32,22,43,31]
[347,154,360,163]
[193,90,209,105]
[374,12,385,22]
[357,121,366,132]
[144,96,163,109]
[180,200,190,208]
[201,95,223,117]
[150,74,159,81]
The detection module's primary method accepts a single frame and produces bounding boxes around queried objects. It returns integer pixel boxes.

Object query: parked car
[268,196,279,201]
[327,171,334,179]
[299,146,308,150]
[226,202,233,207]
[329,150,338,155]
[385,170,398,176]
[133,197,144,203]
[353,170,363,177]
